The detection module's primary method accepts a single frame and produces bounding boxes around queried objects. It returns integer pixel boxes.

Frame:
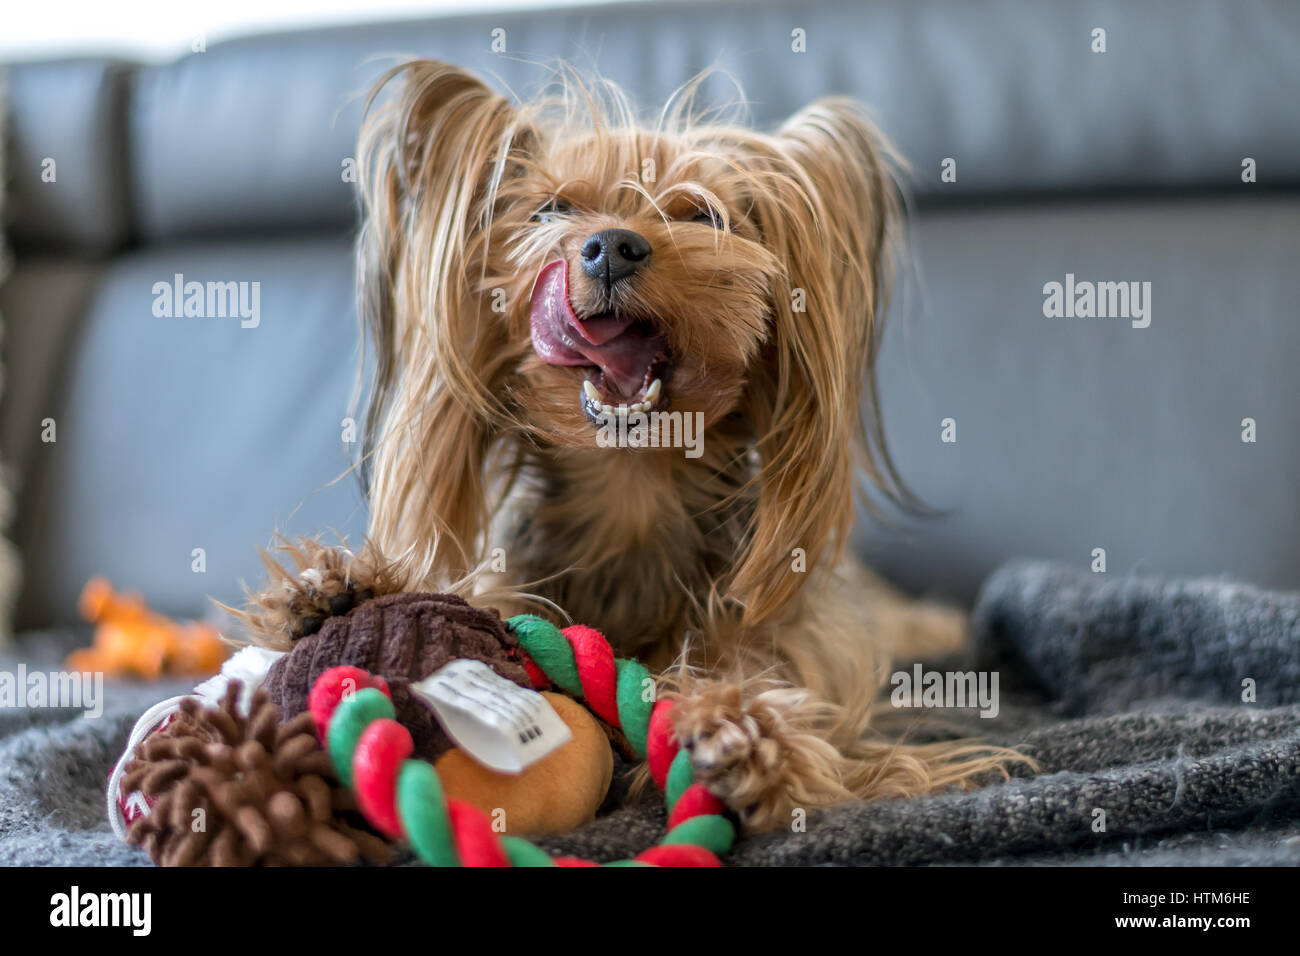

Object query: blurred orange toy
[67,578,230,679]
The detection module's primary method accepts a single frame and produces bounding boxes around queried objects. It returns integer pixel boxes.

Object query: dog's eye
[531,199,571,224]
[689,208,724,229]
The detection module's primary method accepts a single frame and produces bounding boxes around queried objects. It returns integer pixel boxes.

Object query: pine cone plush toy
[261,591,531,762]
[122,683,390,866]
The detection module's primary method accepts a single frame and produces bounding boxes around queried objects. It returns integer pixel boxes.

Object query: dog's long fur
[317,61,1027,830]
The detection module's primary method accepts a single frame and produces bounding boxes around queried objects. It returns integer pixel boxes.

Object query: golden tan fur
[223,535,408,649]
[338,60,1029,830]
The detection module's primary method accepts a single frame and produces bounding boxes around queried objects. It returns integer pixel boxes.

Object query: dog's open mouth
[529,259,669,421]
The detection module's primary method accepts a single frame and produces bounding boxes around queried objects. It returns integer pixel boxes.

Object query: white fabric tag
[410,659,572,774]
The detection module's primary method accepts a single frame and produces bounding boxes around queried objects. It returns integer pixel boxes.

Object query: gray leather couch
[3,0,1299,632]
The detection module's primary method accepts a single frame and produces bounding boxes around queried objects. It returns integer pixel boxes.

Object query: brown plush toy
[255,586,613,836]
[122,685,392,866]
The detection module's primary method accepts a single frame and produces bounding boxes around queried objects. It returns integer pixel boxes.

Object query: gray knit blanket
[4,560,1299,866]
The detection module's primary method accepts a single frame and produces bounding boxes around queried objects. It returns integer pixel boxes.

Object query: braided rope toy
[311,614,735,866]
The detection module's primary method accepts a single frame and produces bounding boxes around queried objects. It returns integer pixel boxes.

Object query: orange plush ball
[434,692,613,836]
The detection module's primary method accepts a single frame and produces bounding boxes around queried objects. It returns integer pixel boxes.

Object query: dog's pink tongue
[574,313,632,346]
[529,259,666,397]
[588,332,666,397]
[529,261,589,366]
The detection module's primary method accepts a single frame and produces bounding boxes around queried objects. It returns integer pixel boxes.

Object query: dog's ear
[730,98,905,627]
[357,60,527,586]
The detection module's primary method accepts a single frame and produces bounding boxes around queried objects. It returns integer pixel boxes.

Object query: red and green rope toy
[308,614,735,866]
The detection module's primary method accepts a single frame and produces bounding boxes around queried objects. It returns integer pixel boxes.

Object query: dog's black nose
[580,229,651,287]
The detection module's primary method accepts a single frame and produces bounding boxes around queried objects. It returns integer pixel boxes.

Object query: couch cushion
[857,196,1300,604]
[13,234,366,627]
[0,257,105,482]
[3,59,134,253]
[125,0,1300,242]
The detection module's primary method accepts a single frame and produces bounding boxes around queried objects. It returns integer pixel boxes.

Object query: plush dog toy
[259,590,613,835]
[109,538,735,865]
[69,577,228,679]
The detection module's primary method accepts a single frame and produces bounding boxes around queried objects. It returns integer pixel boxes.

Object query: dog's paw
[670,678,849,831]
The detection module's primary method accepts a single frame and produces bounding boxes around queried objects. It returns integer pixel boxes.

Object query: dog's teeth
[584,378,662,418]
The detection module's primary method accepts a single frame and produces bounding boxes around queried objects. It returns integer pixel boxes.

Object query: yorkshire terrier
[242,60,1024,831]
